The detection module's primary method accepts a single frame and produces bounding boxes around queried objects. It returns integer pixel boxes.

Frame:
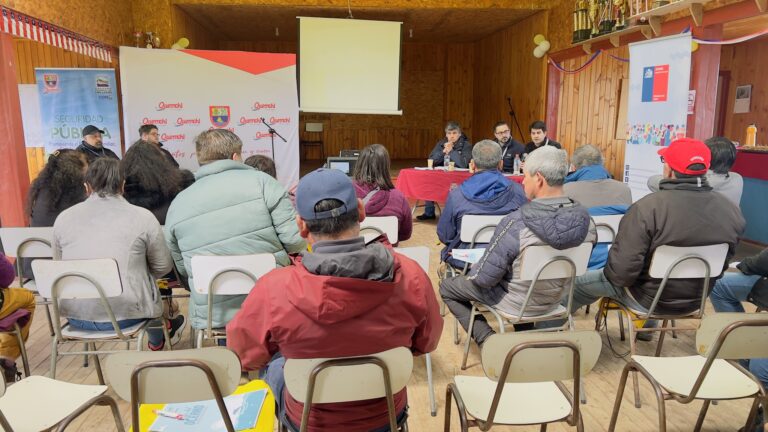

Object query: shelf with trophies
[628,0,715,36]
[572,0,651,54]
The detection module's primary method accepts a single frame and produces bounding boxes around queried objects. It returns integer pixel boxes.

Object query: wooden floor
[12,179,765,431]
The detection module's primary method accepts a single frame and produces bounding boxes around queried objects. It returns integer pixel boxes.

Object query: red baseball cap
[657,138,710,175]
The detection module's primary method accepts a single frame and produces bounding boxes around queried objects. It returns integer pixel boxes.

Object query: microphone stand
[507,97,525,143]
[260,117,287,160]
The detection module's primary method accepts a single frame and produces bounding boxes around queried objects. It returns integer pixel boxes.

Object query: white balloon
[171,43,182,50]
[539,40,551,52]
[533,46,545,58]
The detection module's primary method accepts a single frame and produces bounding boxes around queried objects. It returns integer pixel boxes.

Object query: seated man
[0,252,35,382]
[569,138,745,318]
[227,168,442,431]
[437,140,526,269]
[524,120,561,154]
[440,146,595,345]
[492,121,526,173]
[52,158,184,350]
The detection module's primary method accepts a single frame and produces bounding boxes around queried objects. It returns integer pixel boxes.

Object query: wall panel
[721,37,768,145]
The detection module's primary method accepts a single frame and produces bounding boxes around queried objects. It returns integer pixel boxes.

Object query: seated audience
[164,130,304,335]
[122,140,184,225]
[492,121,526,172]
[417,121,472,220]
[352,144,412,242]
[76,125,119,163]
[648,136,743,206]
[440,146,595,345]
[139,124,179,167]
[568,138,745,318]
[524,120,561,154]
[27,149,88,227]
[244,154,277,178]
[437,140,526,269]
[52,159,184,350]
[0,252,35,382]
[227,168,442,431]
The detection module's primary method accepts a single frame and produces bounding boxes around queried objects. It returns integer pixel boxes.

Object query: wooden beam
[757,0,767,12]
[609,34,620,47]
[583,43,592,54]
[640,26,653,39]
[649,15,663,35]
[690,3,704,26]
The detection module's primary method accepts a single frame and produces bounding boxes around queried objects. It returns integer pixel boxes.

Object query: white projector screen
[299,17,402,115]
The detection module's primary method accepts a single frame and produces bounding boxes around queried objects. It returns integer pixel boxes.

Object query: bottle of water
[444,152,450,169]
[513,154,521,175]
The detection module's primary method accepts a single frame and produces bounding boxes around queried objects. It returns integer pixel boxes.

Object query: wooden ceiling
[175,3,539,43]
[722,13,768,39]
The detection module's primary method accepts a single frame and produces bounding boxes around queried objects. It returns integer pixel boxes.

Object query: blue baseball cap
[295,168,358,220]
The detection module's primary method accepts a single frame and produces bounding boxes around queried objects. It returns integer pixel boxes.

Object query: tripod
[260,117,287,160]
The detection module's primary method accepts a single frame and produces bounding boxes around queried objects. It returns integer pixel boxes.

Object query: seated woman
[351,144,412,243]
[52,158,184,350]
[0,252,35,382]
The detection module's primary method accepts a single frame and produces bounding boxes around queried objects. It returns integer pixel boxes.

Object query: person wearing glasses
[492,121,526,173]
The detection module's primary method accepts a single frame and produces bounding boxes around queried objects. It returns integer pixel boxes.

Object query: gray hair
[524,146,569,186]
[571,144,604,169]
[472,140,502,170]
[445,121,461,133]
[195,129,243,165]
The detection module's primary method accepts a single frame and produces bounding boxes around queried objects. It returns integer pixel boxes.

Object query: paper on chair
[451,248,486,264]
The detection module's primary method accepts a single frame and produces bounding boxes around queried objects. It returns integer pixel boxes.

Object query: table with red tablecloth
[395,168,524,203]
[731,149,768,243]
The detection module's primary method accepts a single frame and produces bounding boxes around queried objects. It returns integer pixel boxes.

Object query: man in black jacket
[76,125,120,163]
[524,120,561,154]
[493,121,526,173]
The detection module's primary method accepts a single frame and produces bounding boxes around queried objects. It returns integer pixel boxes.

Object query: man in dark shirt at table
[417,121,472,220]
[524,120,561,155]
[76,125,120,163]
[493,121,526,173]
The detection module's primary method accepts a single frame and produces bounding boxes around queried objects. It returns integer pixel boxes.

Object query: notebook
[148,388,267,432]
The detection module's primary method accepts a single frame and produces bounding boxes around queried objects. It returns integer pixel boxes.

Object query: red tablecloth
[732,150,768,181]
[395,168,524,203]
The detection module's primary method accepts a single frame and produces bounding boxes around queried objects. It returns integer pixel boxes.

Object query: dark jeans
[440,275,506,345]
[68,317,163,346]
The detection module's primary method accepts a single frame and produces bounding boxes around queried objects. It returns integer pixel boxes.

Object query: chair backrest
[284,347,413,404]
[696,313,768,360]
[518,243,592,281]
[649,244,728,279]
[190,254,276,295]
[481,330,602,383]
[361,216,399,244]
[32,258,123,300]
[104,347,241,404]
[0,227,54,258]
[592,214,623,244]
[394,246,430,273]
[459,215,505,244]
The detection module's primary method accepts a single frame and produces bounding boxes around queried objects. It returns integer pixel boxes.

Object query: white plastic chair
[395,246,436,417]
[360,216,399,244]
[587,213,624,325]
[446,330,601,431]
[0,373,124,432]
[593,243,729,408]
[283,347,413,432]
[32,258,171,384]
[190,254,277,347]
[610,313,768,432]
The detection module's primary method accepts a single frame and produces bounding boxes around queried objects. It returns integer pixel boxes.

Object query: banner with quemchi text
[625,33,691,201]
[119,47,299,188]
[35,68,122,155]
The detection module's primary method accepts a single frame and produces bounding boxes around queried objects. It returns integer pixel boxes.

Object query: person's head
[352,144,395,190]
[295,168,365,244]
[121,140,181,201]
[26,149,88,216]
[84,158,125,197]
[658,138,710,180]
[445,121,462,143]
[522,145,568,200]
[529,120,548,145]
[470,140,503,172]
[82,125,104,148]
[493,121,512,144]
[139,124,160,144]
[244,155,277,178]
[571,144,604,170]
[195,129,243,165]
[704,136,737,175]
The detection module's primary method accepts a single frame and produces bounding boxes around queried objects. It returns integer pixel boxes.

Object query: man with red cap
[565,138,745,317]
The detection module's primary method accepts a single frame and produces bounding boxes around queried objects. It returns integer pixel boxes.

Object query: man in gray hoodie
[440,146,596,345]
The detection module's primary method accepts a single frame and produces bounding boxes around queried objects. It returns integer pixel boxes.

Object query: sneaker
[0,359,20,383]
[148,315,186,351]
[416,213,436,221]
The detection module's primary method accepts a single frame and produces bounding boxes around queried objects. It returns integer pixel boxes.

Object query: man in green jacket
[164,129,306,335]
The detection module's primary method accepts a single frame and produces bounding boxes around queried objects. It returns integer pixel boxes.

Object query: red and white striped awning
[1,6,113,62]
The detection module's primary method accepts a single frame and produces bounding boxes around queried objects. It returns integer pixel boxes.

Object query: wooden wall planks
[720,37,768,146]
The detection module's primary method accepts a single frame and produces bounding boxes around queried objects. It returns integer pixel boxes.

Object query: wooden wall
[720,37,768,145]
[171,5,219,50]
[473,11,548,144]
[555,46,629,180]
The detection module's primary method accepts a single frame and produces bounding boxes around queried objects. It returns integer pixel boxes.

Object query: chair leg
[445,383,468,432]
[196,329,204,349]
[44,302,55,337]
[82,342,89,368]
[55,394,125,432]
[608,364,630,431]
[625,310,642,408]
[671,319,678,339]
[426,353,437,416]
[618,311,626,341]
[453,318,460,345]
[13,325,30,377]
[576,414,585,432]
[593,299,604,331]
[579,378,587,404]
[744,396,761,432]
[49,337,58,379]
[461,306,478,370]
[539,424,547,431]
[693,399,710,432]
[655,320,669,357]
[161,318,172,351]
[440,301,446,317]
[89,342,105,385]
[585,304,590,315]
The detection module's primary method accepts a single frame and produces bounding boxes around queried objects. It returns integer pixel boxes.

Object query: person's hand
[444,142,454,154]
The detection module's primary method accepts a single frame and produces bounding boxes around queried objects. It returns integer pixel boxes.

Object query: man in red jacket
[227,168,443,431]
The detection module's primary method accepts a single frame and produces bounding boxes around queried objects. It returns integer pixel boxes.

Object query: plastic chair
[360,216,399,244]
[0,313,31,378]
[461,243,593,371]
[395,246,436,417]
[190,254,276,347]
[593,243,729,408]
[104,347,242,432]
[609,313,768,432]
[32,258,171,384]
[586,214,624,324]
[283,347,413,432]
[446,330,601,431]
[0,373,124,432]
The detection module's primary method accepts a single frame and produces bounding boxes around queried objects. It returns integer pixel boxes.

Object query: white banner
[119,47,299,188]
[625,33,692,201]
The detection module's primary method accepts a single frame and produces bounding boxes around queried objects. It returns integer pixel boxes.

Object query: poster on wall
[18,84,44,148]
[119,47,299,188]
[624,33,692,201]
[35,68,122,155]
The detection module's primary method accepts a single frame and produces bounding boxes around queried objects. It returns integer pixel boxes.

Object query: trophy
[598,0,616,35]
[133,31,143,48]
[573,0,592,43]
[613,0,630,30]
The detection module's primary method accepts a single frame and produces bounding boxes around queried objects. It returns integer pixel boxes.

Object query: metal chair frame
[197,267,258,348]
